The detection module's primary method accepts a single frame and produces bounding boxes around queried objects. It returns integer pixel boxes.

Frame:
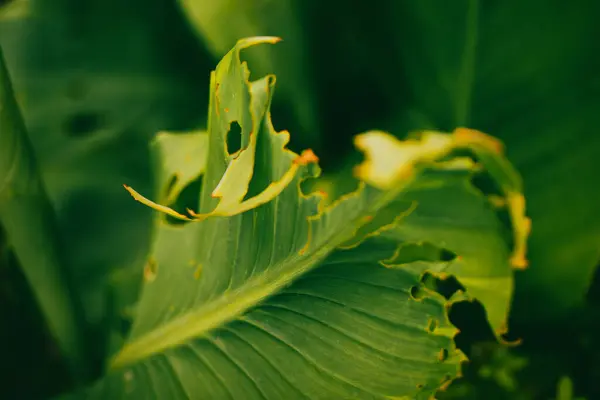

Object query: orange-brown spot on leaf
[363,215,373,222]
[510,251,529,269]
[298,243,308,256]
[194,264,203,280]
[143,258,158,282]
[437,375,454,392]
[294,149,319,165]
[224,107,230,113]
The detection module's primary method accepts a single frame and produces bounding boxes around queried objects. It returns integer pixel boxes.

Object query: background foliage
[1,0,599,399]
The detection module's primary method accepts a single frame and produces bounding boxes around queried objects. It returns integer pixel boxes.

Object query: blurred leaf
[556,376,575,400]
[477,346,527,391]
[0,46,88,380]
[77,38,524,399]
[0,0,213,366]
[0,224,72,399]
[0,0,30,20]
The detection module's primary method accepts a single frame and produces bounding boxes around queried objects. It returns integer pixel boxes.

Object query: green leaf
[0,46,88,380]
[384,0,600,318]
[81,38,525,399]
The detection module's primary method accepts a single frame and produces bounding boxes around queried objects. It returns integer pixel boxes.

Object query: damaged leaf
[86,38,527,399]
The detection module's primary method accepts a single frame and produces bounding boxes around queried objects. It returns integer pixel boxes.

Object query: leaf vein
[205,333,268,400]
[242,314,386,399]
[186,342,234,400]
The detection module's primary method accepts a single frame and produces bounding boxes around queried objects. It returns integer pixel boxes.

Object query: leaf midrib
[109,146,458,369]
[109,219,351,370]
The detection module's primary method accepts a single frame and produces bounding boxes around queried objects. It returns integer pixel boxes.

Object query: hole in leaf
[426,274,466,300]
[438,348,449,362]
[164,175,203,226]
[63,111,104,138]
[163,175,178,201]
[244,117,270,201]
[410,285,426,301]
[426,318,438,333]
[226,121,242,155]
[419,271,465,300]
[449,301,495,356]
[391,242,456,265]
[439,249,456,262]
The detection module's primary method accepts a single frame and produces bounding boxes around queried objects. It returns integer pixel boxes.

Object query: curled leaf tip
[123,184,191,221]
[237,36,282,49]
[499,336,523,347]
[510,254,529,269]
[507,194,530,270]
[124,184,147,203]
[258,36,282,43]
[353,130,453,189]
[294,149,319,165]
[453,127,504,153]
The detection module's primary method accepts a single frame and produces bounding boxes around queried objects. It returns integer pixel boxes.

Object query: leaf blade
[96,38,525,399]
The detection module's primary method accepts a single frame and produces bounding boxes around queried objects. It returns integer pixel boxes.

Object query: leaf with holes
[81,38,526,399]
